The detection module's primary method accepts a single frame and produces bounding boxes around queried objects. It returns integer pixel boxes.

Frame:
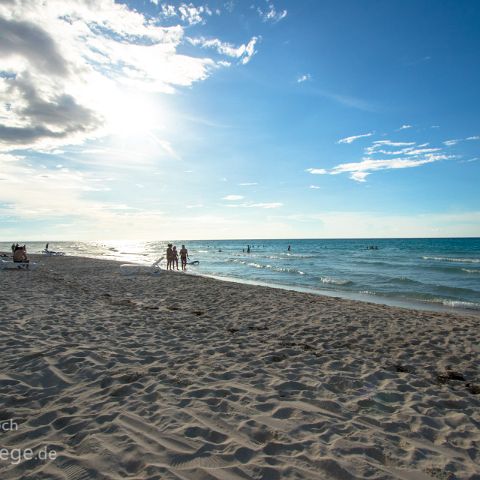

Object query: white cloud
[238,182,258,186]
[257,3,287,23]
[297,73,311,83]
[350,171,370,182]
[160,4,176,16]
[0,0,255,151]
[443,139,460,146]
[364,140,417,156]
[178,3,212,25]
[251,202,282,208]
[337,132,373,144]
[188,36,259,64]
[223,194,244,201]
[399,124,412,130]
[306,168,327,175]
[307,154,451,182]
[225,201,282,209]
[309,185,321,189]
[466,136,479,141]
[0,152,122,218]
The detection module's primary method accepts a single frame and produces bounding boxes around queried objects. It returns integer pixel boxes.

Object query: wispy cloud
[257,3,287,23]
[309,185,321,189]
[238,182,258,186]
[187,36,259,64]
[178,3,212,25]
[337,132,374,144]
[307,154,451,182]
[398,124,412,130]
[222,194,244,201]
[443,136,479,146]
[225,202,283,209]
[297,73,311,83]
[309,130,457,182]
[364,140,416,156]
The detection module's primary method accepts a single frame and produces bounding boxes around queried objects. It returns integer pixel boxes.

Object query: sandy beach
[1,255,479,480]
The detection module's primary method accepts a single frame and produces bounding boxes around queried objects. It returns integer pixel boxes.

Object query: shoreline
[190,270,480,317]
[1,255,479,479]
[2,238,479,317]
[4,251,478,316]
[41,253,480,317]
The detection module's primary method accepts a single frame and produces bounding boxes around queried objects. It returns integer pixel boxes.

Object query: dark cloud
[0,16,68,76]
[0,74,101,146]
[12,75,100,129]
[0,125,66,143]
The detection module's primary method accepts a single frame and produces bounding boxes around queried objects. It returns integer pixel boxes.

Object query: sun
[102,88,162,137]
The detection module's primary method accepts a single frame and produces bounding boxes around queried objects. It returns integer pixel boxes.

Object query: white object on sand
[0,260,38,271]
[120,264,162,275]
[42,249,65,256]
[119,256,164,275]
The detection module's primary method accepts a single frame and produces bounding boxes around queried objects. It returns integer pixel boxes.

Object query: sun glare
[102,90,162,137]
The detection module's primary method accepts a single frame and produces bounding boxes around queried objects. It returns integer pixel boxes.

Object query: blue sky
[0,0,479,239]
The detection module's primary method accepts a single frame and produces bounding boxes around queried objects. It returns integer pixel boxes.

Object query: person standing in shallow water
[166,243,173,270]
[180,245,188,271]
[172,246,179,270]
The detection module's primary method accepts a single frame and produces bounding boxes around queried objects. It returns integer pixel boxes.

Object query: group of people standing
[166,244,189,271]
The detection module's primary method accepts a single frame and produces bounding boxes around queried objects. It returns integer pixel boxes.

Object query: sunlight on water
[1,238,479,312]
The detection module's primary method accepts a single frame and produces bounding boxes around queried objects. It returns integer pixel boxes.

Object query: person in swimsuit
[172,246,179,270]
[166,244,173,270]
[180,245,188,271]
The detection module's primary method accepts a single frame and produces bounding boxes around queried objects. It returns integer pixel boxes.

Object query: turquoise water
[2,238,479,312]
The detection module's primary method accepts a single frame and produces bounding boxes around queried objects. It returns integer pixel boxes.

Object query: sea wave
[233,261,306,275]
[320,277,353,286]
[434,284,480,296]
[427,299,480,311]
[462,268,480,274]
[422,256,480,263]
[386,276,421,285]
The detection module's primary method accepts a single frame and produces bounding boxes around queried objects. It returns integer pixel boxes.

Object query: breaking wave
[422,256,480,263]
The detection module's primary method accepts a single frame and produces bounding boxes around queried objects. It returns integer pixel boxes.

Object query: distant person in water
[247,245,251,253]
[13,245,28,263]
[180,245,188,271]
[172,246,179,270]
[288,245,291,251]
[45,243,49,251]
[166,243,173,270]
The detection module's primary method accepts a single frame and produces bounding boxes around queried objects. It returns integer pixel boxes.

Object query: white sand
[0,255,479,479]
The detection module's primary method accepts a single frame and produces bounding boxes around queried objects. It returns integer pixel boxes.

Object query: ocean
[2,238,479,313]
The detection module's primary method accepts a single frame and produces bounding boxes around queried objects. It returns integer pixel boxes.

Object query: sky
[0,0,479,240]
